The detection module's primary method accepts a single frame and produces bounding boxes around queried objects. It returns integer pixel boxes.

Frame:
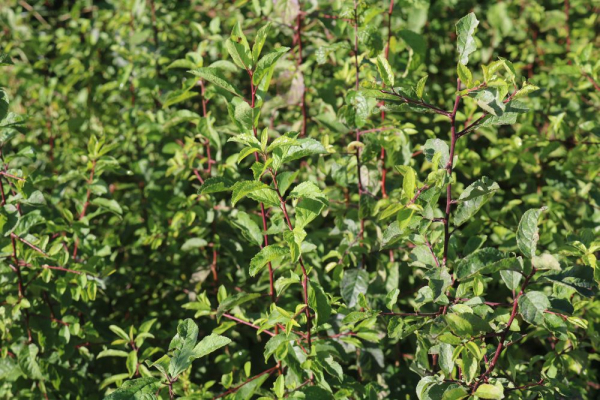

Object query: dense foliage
[1,0,599,399]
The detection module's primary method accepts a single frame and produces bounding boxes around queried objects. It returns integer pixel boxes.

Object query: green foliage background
[0,0,598,399]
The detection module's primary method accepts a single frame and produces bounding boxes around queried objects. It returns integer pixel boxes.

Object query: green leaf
[253,47,290,85]
[217,292,262,319]
[97,349,129,358]
[518,291,549,326]
[309,281,332,326]
[0,89,8,121]
[231,181,272,206]
[455,248,505,279]
[91,198,123,216]
[376,55,395,87]
[126,351,137,377]
[438,343,455,377]
[264,334,290,362]
[249,245,288,277]
[226,22,252,70]
[423,138,449,168]
[454,177,499,226]
[252,23,271,63]
[168,319,199,377]
[283,227,306,263]
[517,207,546,259]
[233,211,263,246]
[0,52,13,66]
[500,270,522,291]
[18,344,43,380]
[473,384,504,399]
[456,13,479,65]
[104,378,161,400]
[416,75,428,98]
[444,313,491,337]
[341,269,369,308]
[442,386,469,400]
[110,325,130,341]
[385,288,400,310]
[191,333,231,359]
[402,167,416,202]
[457,63,472,87]
[289,181,325,200]
[189,67,243,97]
[273,374,285,398]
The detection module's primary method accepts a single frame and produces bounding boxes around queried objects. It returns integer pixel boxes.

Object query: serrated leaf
[199,177,234,194]
[189,67,243,97]
[104,377,161,400]
[454,177,499,226]
[191,333,231,359]
[253,47,290,85]
[231,181,272,206]
[233,211,263,246]
[249,245,288,277]
[518,291,549,326]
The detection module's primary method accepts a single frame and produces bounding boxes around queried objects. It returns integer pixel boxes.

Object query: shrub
[0,1,598,399]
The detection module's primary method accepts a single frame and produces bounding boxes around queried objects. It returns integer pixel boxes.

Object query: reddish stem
[472,268,538,391]
[221,313,275,337]
[214,365,279,399]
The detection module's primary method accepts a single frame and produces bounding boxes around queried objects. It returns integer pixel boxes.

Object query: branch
[214,365,279,399]
[221,313,275,337]
[381,90,451,117]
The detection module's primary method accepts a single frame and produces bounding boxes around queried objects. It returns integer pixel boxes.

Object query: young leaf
[231,181,272,206]
[252,23,271,63]
[473,384,504,399]
[226,22,252,70]
[376,55,395,87]
[189,68,243,97]
[252,47,290,85]
[249,245,288,277]
[456,63,473,87]
[416,75,428,98]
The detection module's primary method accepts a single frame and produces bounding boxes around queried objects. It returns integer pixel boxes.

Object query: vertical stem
[353,0,360,91]
[442,80,462,267]
[248,72,276,305]
[472,268,537,391]
[564,0,571,56]
[352,0,366,266]
[295,13,308,137]
[73,159,97,259]
[148,0,161,79]
[270,172,312,351]
[380,0,394,199]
